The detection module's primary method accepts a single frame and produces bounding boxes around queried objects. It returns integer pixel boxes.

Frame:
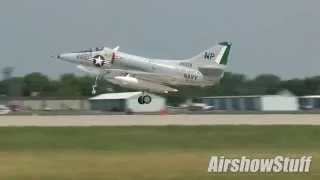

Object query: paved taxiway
[0,114,319,126]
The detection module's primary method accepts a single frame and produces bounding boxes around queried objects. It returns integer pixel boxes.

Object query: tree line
[0,72,320,105]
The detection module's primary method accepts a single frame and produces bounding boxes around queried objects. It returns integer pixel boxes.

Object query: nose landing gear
[138,95,152,104]
[91,75,99,95]
[92,84,97,95]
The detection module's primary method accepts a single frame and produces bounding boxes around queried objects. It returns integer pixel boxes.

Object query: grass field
[0,126,319,179]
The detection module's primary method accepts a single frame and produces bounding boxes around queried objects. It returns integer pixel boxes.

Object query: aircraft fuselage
[61,50,216,87]
[56,42,231,95]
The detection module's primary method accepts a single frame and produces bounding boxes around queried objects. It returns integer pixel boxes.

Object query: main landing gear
[138,94,152,104]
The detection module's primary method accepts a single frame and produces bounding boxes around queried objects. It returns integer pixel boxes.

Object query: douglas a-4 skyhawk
[56,42,232,104]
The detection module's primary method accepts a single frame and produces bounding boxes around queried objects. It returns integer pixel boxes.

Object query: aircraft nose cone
[58,53,67,59]
[57,53,77,62]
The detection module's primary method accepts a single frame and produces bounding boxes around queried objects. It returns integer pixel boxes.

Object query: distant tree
[56,84,81,97]
[42,80,61,97]
[0,81,5,95]
[60,73,79,86]
[55,73,82,97]
[8,77,24,97]
[23,72,50,96]
[250,74,281,94]
[219,72,248,95]
[280,79,305,96]
[77,76,94,96]
[303,76,320,95]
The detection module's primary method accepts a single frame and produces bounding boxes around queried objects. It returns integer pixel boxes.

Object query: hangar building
[298,95,320,110]
[201,91,298,111]
[89,92,166,113]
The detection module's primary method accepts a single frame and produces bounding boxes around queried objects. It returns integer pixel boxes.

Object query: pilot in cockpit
[95,47,103,51]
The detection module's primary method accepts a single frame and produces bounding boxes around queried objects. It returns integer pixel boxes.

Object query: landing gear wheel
[143,95,152,104]
[138,96,144,104]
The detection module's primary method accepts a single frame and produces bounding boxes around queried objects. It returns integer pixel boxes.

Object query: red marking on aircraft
[111,52,120,64]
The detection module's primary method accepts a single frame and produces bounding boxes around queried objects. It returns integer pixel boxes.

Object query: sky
[0,0,319,80]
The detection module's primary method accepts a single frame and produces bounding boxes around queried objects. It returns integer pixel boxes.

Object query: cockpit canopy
[76,47,105,53]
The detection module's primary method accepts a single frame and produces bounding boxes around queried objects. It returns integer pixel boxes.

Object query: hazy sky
[0,0,319,80]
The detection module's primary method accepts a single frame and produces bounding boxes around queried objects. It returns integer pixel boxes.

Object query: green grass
[0,126,319,179]
[0,126,319,151]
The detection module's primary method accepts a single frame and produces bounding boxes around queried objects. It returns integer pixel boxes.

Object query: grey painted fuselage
[57,42,231,92]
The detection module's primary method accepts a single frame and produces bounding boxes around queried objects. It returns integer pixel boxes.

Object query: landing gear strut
[91,75,99,95]
[138,94,152,104]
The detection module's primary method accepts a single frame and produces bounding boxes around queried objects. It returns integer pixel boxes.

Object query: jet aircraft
[56,42,232,104]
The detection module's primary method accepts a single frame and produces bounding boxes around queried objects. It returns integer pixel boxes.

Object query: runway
[0,114,320,126]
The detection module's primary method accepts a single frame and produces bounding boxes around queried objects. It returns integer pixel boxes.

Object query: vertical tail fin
[186,42,232,67]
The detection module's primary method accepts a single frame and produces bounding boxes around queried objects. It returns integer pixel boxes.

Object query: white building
[0,97,89,111]
[201,91,298,111]
[89,92,166,113]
